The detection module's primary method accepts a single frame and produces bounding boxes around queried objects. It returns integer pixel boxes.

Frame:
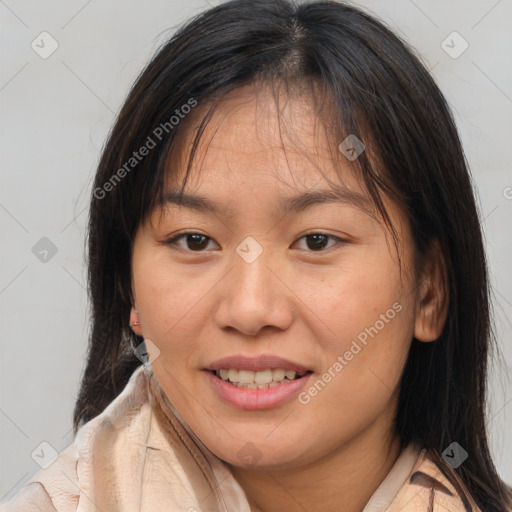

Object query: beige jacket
[0,365,483,511]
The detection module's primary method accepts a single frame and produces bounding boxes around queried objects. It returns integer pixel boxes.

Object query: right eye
[164,232,219,252]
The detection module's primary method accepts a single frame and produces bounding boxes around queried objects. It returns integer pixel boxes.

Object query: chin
[206,434,314,471]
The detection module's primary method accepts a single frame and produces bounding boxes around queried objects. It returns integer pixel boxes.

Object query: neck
[229,420,402,512]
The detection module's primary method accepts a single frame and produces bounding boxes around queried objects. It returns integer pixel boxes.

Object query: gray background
[1,0,511,500]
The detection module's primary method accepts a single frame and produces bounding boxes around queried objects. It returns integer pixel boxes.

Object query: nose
[213,243,294,336]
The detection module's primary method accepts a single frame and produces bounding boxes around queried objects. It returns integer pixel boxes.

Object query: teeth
[239,370,255,384]
[272,369,285,381]
[215,368,305,388]
[255,369,273,384]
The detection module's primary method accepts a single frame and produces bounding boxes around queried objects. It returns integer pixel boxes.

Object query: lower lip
[205,371,312,410]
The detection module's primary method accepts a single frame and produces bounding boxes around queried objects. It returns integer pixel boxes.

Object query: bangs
[139,75,402,260]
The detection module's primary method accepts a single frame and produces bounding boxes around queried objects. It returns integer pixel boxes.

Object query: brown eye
[305,234,330,251]
[295,233,345,252]
[164,231,345,253]
[165,233,217,252]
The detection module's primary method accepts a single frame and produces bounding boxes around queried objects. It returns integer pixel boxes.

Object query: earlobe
[129,307,143,336]
[414,240,449,342]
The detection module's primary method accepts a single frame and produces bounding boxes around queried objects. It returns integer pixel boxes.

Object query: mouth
[204,355,314,409]
[209,368,312,389]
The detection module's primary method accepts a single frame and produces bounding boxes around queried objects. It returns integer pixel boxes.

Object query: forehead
[164,82,367,207]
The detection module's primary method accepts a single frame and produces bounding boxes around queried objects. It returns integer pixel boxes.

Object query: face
[130,83,424,471]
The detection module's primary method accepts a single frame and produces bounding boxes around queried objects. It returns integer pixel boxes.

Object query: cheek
[297,300,412,442]
[131,252,214,365]
[302,245,413,350]
[299,247,415,410]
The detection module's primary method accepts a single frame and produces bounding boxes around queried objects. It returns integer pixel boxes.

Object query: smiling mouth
[210,368,313,389]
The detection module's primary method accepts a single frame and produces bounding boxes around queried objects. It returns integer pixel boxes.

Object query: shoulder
[0,437,80,511]
[0,482,59,512]
[0,365,150,512]
[388,447,483,512]
[0,365,237,511]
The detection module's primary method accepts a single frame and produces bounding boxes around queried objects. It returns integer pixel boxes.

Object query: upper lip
[206,354,312,373]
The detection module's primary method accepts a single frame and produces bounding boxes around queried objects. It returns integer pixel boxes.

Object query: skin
[129,83,448,512]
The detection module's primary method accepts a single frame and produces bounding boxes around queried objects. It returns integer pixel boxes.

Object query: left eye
[164,232,345,252]
[293,233,344,251]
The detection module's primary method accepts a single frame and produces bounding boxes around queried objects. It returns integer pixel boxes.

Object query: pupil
[188,234,208,250]
[307,234,328,251]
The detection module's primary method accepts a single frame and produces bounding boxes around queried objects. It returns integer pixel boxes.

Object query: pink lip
[206,354,312,373]
[205,370,312,410]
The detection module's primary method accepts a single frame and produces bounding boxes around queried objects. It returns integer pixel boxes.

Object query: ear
[414,240,449,342]
[129,307,143,337]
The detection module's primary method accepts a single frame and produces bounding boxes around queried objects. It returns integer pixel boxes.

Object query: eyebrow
[160,188,373,218]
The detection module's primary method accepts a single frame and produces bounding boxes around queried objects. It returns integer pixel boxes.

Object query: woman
[2,0,511,510]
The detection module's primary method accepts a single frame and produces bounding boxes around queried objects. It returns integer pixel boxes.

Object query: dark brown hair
[74,1,512,509]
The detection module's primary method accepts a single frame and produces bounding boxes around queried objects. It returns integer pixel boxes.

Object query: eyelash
[163,231,347,253]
